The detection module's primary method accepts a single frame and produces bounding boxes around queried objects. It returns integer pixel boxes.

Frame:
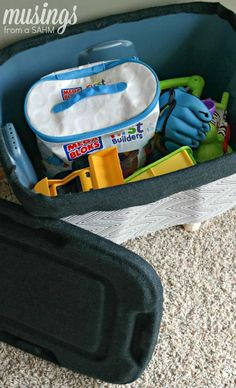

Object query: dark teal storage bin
[0,2,235,384]
[1,2,236,219]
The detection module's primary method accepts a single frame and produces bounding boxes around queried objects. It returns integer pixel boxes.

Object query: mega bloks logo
[64,137,103,161]
[61,79,106,100]
[61,87,82,100]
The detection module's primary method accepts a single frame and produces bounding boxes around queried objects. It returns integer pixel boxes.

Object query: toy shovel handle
[52,82,127,113]
[160,75,205,97]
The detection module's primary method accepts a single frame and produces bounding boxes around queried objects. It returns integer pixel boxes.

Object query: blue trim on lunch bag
[24,58,160,143]
[52,82,127,113]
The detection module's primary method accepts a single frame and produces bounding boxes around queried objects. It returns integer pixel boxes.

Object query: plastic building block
[34,147,124,196]
[125,146,196,183]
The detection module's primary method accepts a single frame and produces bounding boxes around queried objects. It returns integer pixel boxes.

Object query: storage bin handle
[52,82,127,113]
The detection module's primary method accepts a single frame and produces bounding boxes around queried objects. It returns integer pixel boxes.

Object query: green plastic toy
[215,92,230,110]
[193,92,233,162]
[160,75,205,97]
[125,146,196,183]
[193,124,232,163]
[159,76,233,163]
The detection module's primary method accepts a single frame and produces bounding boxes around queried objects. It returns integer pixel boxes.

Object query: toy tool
[34,147,124,196]
[194,92,233,163]
[215,92,230,110]
[193,123,233,163]
[160,75,205,97]
[34,169,92,196]
[88,147,124,189]
[1,123,37,188]
[125,146,196,183]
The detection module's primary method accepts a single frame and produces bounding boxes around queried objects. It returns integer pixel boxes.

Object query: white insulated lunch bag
[25,58,160,177]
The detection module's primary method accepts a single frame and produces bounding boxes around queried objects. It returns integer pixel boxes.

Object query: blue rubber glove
[156,88,212,152]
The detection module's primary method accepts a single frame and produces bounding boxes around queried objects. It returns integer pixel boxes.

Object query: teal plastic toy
[193,92,233,162]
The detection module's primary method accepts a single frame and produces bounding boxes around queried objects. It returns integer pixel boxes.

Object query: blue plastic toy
[1,123,37,188]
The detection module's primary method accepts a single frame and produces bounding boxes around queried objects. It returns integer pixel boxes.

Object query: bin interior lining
[1,10,236,174]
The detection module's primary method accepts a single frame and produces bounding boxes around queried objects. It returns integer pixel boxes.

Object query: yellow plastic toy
[125,146,196,183]
[34,147,124,196]
[88,147,124,189]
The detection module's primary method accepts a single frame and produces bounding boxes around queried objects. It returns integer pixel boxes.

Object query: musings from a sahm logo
[3,2,78,35]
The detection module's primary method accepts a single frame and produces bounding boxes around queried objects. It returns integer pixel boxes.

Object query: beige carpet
[0,179,235,388]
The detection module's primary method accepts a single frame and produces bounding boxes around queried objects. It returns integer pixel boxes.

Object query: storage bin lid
[0,199,163,384]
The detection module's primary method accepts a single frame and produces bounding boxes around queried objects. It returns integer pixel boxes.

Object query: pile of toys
[2,62,233,197]
[32,72,232,197]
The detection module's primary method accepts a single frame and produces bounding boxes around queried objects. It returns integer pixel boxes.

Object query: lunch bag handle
[52,82,127,113]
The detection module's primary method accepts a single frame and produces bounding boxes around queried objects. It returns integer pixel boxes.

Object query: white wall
[0,0,235,49]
